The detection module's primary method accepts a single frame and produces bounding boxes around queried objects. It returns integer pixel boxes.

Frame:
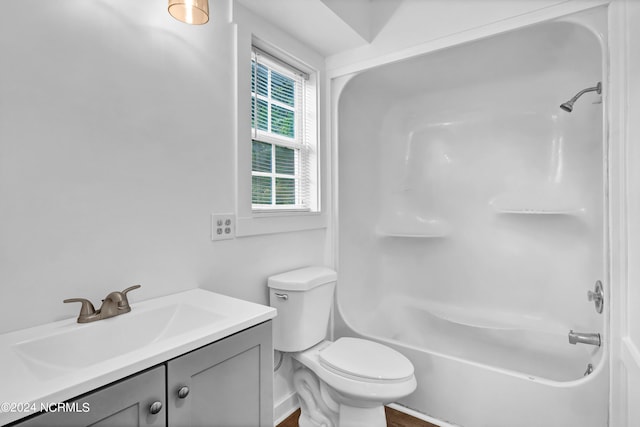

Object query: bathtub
[367,295,602,382]
[335,5,609,427]
[347,295,608,427]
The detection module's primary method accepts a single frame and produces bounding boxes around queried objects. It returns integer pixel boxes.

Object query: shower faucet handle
[587,290,601,301]
[587,280,604,314]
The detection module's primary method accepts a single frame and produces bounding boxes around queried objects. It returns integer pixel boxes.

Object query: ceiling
[235,0,401,57]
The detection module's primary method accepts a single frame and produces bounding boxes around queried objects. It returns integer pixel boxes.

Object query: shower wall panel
[336,8,608,427]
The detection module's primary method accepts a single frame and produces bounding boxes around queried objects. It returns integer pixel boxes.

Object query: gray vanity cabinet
[13,366,166,427]
[166,320,273,427]
[9,321,273,427]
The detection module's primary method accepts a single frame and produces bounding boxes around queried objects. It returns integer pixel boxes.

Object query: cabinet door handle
[149,401,163,415]
[178,386,190,399]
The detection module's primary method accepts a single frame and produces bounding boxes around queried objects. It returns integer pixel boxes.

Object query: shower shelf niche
[375,214,450,238]
[489,189,586,216]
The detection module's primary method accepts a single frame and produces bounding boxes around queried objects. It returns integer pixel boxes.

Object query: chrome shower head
[560,101,574,112]
[560,81,601,113]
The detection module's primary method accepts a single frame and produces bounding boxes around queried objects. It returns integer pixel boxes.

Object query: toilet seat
[319,338,414,383]
[294,340,417,405]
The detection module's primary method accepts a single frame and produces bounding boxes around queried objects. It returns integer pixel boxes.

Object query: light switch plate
[211,213,235,241]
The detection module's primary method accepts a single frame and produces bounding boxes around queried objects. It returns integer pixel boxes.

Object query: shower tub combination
[335,7,608,427]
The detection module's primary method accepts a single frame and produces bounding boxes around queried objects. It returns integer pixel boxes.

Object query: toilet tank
[268,266,337,352]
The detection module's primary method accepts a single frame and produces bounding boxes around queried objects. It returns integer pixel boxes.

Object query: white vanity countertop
[0,289,276,425]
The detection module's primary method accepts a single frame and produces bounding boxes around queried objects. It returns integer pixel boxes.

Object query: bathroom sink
[0,288,276,426]
[13,303,224,378]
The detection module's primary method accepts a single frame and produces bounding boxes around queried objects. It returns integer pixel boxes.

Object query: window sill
[236,211,326,237]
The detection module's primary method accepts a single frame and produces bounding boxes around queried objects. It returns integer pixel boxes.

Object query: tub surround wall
[336,9,607,427]
[0,0,326,336]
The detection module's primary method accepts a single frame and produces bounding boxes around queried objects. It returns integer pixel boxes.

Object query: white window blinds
[251,46,312,210]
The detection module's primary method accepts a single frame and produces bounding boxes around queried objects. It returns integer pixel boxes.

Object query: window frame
[251,50,307,211]
[235,32,326,237]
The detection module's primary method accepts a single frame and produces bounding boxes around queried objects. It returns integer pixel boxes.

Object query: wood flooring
[277,406,439,427]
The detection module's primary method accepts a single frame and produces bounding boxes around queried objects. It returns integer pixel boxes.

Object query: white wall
[0,0,327,335]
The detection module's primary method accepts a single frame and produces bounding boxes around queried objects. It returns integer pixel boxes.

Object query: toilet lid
[319,338,414,381]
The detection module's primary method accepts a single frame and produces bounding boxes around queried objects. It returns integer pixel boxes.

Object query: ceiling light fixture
[168,0,209,25]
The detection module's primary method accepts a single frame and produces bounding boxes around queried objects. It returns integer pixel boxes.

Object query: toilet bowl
[268,267,417,427]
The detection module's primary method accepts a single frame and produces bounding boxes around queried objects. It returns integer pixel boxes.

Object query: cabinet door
[167,321,273,427]
[13,366,166,427]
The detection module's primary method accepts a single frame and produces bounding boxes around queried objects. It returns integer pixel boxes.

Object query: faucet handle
[587,280,604,314]
[122,284,141,296]
[119,284,141,307]
[587,290,601,301]
[63,298,97,323]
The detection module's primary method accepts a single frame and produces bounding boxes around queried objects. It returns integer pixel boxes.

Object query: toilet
[268,266,416,427]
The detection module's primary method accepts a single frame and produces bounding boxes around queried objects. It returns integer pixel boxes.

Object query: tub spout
[568,330,601,347]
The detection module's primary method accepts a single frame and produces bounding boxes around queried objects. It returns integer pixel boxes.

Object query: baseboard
[387,403,460,427]
[274,392,300,426]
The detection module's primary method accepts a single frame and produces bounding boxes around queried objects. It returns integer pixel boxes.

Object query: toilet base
[293,367,387,427]
[294,367,338,427]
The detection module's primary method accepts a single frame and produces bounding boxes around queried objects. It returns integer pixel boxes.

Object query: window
[250,46,315,211]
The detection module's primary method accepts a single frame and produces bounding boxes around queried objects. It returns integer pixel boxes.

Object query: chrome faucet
[64,285,141,323]
[568,330,601,347]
